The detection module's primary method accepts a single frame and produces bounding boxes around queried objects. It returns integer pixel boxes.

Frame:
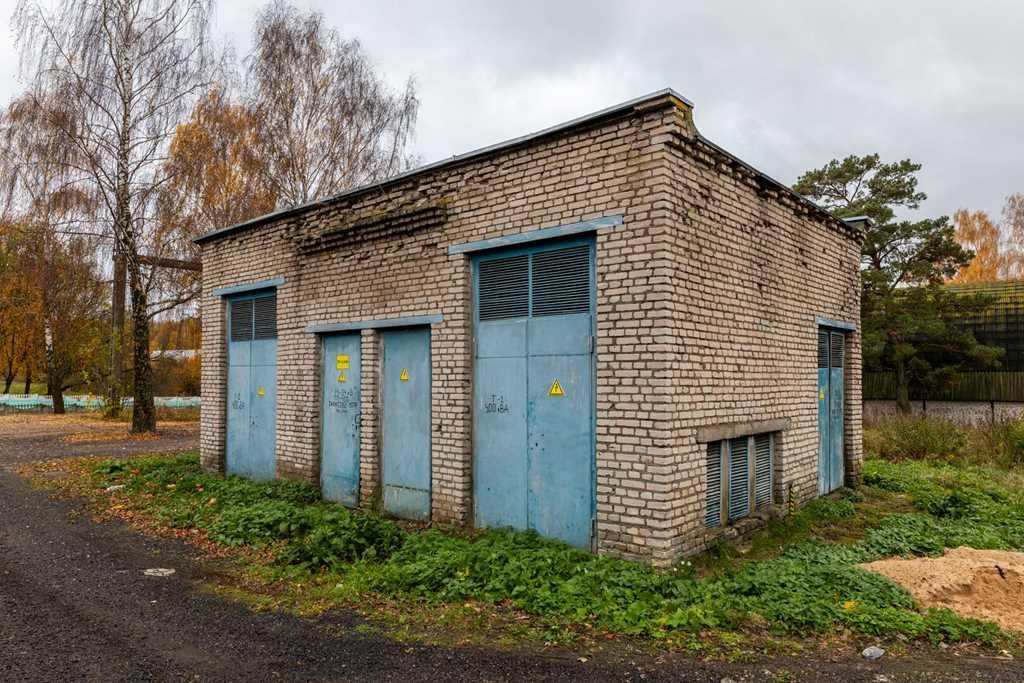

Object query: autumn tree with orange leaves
[951,195,1024,282]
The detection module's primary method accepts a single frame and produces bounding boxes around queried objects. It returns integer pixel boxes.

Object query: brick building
[195,89,865,565]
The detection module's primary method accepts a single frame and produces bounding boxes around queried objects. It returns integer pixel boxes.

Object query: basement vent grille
[531,244,591,317]
[478,254,529,321]
[229,299,254,342]
[704,441,722,528]
[706,431,777,528]
[728,436,750,522]
[754,433,773,508]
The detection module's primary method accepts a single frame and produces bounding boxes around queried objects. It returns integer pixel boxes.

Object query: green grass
[86,452,1023,647]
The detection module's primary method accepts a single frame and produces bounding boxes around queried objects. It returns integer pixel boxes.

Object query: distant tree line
[1,0,418,422]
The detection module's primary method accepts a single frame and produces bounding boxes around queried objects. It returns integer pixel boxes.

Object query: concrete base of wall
[864,400,1024,426]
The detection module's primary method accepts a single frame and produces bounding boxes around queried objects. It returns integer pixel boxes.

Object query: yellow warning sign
[337,371,347,383]
[548,379,565,397]
[257,387,266,397]
[336,354,350,370]
[819,389,825,401]
[400,368,409,382]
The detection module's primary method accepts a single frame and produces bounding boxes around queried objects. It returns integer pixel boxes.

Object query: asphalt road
[0,416,1020,682]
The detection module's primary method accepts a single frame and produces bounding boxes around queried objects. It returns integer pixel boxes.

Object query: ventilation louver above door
[253,295,277,340]
[230,299,254,342]
[830,333,844,368]
[531,244,591,317]
[818,330,829,368]
[477,244,592,321]
[478,254,529,321]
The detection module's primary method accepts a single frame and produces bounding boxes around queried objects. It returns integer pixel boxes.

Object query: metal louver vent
[229,299,253,342]
[531,245,591,317]
[754,433,772,508]
[830,332,845,369]
[705,441,722,528]
[478,254,529,321]
[253,295,277,340]
[728,437,750,522]
[818,330,829,368]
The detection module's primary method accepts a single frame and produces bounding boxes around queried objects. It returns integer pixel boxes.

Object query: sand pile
[860,547,1024,632]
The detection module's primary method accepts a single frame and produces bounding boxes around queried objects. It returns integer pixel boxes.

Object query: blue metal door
[226,293,277,481]
[381,327,431,520]
[320,334,361,505]
[829,333,845,491]
[473,239,595,548]
[817,329,845,494]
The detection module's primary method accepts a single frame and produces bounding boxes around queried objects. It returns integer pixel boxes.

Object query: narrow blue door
[320,334,361,505]
[817,328,845,494]
[817,330,830,495]
[473,240,595,549]
[227,293,277,481]
[381,327,431,520]
[829,332,845,492]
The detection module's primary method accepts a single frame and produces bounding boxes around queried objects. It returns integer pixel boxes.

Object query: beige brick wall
[199,93,862,565]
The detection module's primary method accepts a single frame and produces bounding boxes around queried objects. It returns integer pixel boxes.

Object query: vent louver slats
[754,433,772,508]
[230,299,254,342]
[830,332,844,369]
[728,437,750,522]
[705,441,722,527]
[818,330,829,368]
[253,295,277,340]
[478,255,529,321]
[531,245,591,317]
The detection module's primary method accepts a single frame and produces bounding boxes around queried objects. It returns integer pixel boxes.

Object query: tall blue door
[381,327,432,520]
[226,292,277,481]
[320,334,361,505]
[473,239,595,549]
[817,329,845,494]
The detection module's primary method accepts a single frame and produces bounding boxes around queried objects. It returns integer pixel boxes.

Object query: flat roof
[195,87,848,245]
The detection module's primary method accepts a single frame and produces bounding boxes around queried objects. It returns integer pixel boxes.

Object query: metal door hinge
[588,335,595,354]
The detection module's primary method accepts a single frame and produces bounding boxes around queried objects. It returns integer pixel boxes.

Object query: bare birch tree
[246,0,419,208]
[15,0,216,431]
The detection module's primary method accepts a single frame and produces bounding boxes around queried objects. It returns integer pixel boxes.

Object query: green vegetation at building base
[84,450,1023,648]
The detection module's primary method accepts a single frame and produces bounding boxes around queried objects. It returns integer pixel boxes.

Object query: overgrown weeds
[865,416,1024,467]
[80,451,1019,647]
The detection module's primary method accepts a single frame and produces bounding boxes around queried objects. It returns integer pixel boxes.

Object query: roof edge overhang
[194,88,693,245]
[194,86,857,246]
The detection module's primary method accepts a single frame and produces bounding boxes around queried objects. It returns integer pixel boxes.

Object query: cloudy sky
[1,1,1020,220]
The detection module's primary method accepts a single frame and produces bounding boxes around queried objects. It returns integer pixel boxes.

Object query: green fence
[864,372,1024,402]
[0,394,200,411]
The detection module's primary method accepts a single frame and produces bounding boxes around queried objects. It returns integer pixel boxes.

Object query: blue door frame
[320,333,362,506]
[472,237,597,549]
[226,289,277,481]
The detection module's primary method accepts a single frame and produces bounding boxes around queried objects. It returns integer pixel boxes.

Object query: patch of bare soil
[860,547,1024,633]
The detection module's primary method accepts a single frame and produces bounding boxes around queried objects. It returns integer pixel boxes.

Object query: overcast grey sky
[1,1,1020,220]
